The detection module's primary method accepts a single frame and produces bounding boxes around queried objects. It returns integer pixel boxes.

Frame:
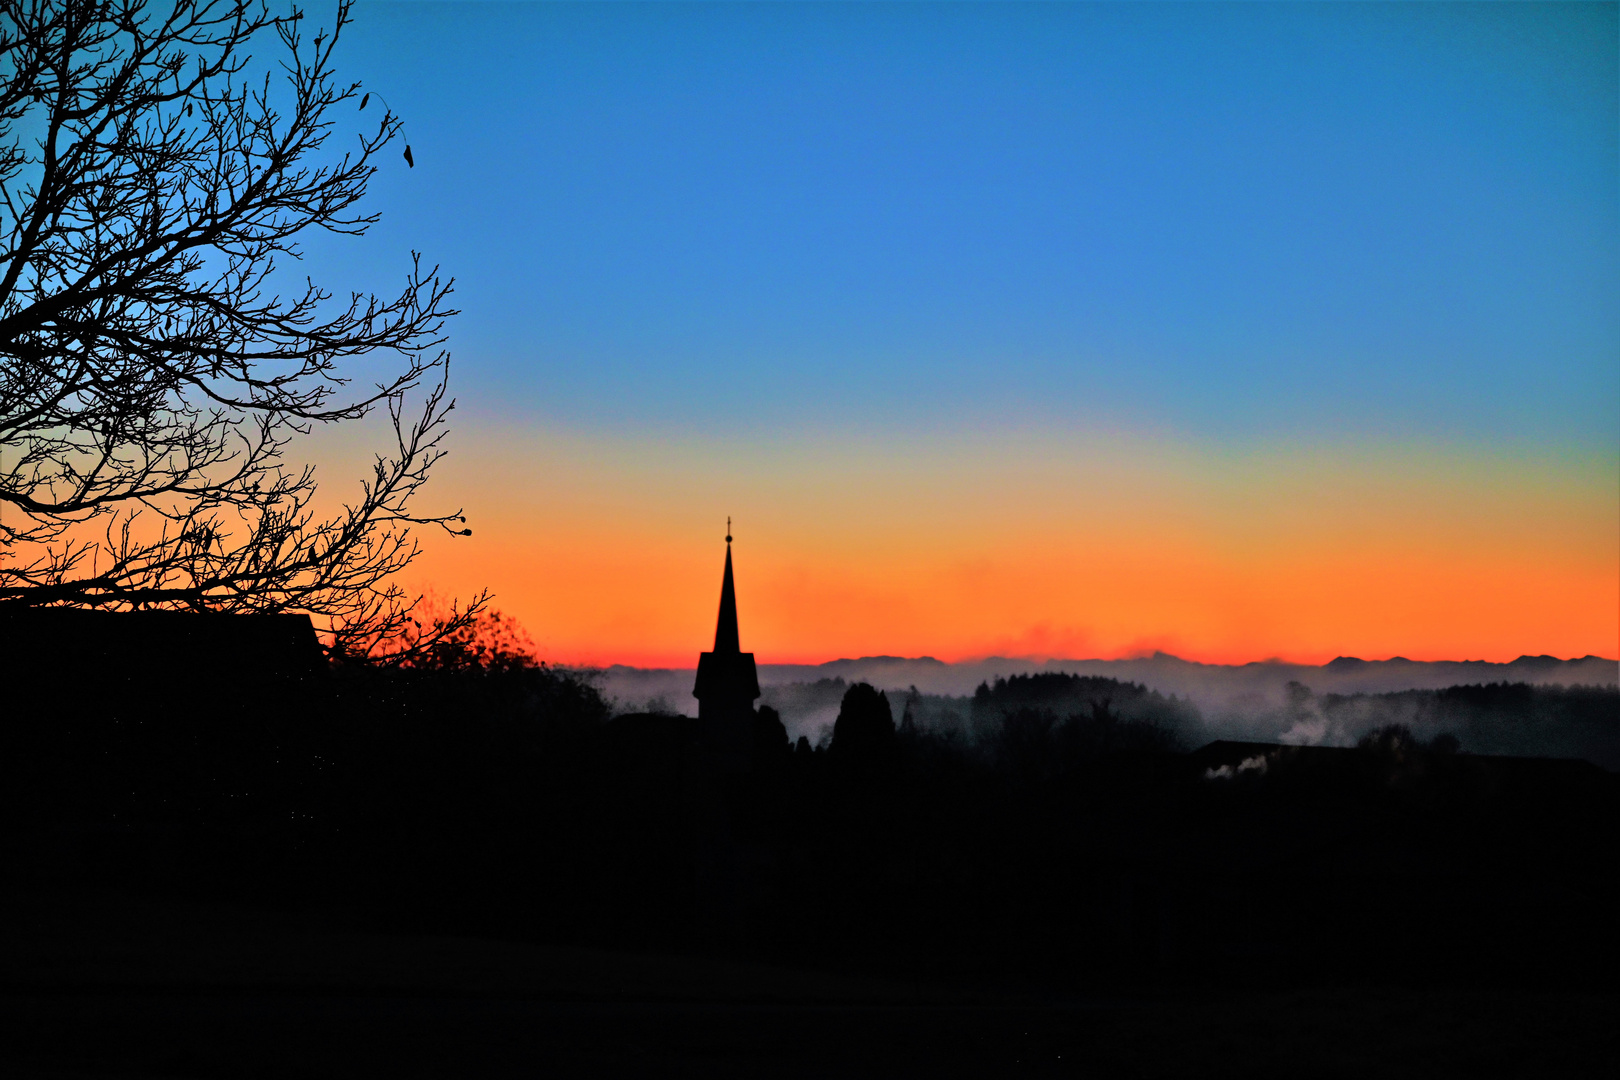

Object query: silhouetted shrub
[1358,723,1419,755]
[754,704,790,767]
[992,707,1059,778]
[830,683,896,767]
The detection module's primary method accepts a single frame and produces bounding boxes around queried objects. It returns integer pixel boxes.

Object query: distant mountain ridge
[594,651,1618,720]
[777,651,1618,698]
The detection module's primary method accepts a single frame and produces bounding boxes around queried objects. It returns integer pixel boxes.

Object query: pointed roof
[694,526,759,709]
[713,541,740,654]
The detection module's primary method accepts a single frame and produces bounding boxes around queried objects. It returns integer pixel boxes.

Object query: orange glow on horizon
[376,426,1619,669]
[407,532,1615,669]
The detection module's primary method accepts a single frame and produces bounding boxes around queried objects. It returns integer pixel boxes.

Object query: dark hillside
[4,646,1618,1075]
[7,656,1616,983]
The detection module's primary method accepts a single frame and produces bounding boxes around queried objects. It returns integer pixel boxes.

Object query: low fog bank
[591,653,1620,767]
[777,652,1619,699]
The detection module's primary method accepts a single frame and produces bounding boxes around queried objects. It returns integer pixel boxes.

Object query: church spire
[713,522,740,654]
[693,519,760,737]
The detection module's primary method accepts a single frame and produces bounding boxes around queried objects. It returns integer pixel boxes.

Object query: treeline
[760,671,1198,749]
[767,671,1620,771]
[5,661,1618,990]
[1302,682,1620,769]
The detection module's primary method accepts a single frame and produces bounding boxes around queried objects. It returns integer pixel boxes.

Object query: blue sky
[309,1,1618,450]
[280,3,1618,664]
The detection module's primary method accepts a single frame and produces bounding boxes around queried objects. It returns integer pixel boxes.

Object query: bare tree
[0,0,483,658]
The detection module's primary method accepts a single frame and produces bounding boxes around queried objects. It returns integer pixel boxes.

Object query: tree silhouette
[830,682,896,767]
[753,703,789,766]
[0,0,478,656]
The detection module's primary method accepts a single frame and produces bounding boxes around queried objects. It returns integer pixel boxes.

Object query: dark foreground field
[4,657,1617,1076]
[2,888,1615,1079]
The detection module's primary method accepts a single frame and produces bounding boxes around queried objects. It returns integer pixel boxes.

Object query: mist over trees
[1305,682,1620,768]
[751,670,1620,770]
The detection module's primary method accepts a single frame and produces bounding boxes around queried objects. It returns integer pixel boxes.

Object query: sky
[296,1,1617,667]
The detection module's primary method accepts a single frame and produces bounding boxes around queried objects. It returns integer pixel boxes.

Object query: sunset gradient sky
[302,2,1618,666]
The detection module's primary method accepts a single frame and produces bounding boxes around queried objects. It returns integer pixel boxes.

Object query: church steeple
[714,534,740,654]
[693,520,760,733]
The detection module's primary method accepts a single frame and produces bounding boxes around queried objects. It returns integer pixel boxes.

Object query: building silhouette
[0,607,324,701]
[1,608,327,831]
[692,525,760,761]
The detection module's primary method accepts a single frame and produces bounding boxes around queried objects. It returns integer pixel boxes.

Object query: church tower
[692,521,760,744]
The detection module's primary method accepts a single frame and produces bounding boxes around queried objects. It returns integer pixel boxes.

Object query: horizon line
[559,651,1620,673]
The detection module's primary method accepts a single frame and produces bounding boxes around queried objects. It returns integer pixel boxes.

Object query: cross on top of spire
[726,516,732,544]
